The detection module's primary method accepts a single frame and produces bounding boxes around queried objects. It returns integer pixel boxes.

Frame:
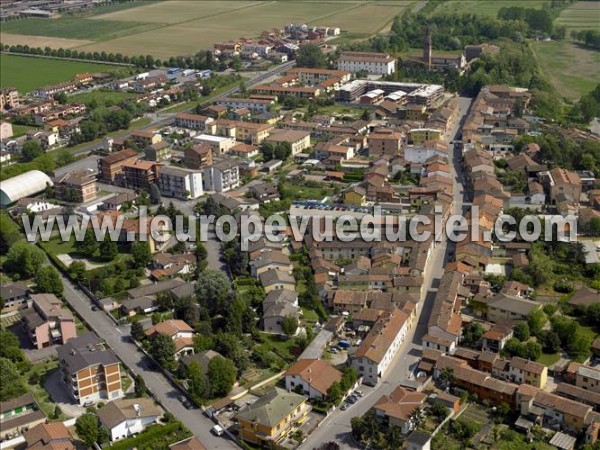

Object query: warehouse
[0,170,53,207]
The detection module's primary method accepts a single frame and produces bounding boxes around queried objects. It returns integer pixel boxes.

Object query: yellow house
[410,128,442,144]
[343,186,367,206]
[236,387,310,448]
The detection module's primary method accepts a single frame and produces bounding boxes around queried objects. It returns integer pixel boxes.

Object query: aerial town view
[0,0,599,449]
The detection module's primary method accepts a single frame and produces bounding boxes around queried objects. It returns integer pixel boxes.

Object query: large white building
[157,166,204,200]
[193,134,236,155]
[97,398,162,442]
[352,309,409,385]
[337,51,397,76]
[403,142,449,164]
[0,170,53,207]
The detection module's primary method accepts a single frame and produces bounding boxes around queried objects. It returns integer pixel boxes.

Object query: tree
[99,235,118,261]
[134,374,147,397]
[131,321,146,342]
[541,330,561,353]
[327,381,343,405]
[527,308,547,337]
[53,92,68,104]
[0,358,27,401]
[438,367,454,387]
[187,360,209,403]
[150,333,176,370]
[282,315,299,337]
[513,322,530,342]
[207,356,237,397]
[296,44,327,68]
[196,269,231,315]
[149,184,162,205]
[132,241,151,268]
[69,261,87,282]
[35,266,63,295]
[77,228,99,258]
[462,322,484,348]
[21,140,43,162]
[0,213,22,255]
[4,241,45,278]
[75,413,99,448]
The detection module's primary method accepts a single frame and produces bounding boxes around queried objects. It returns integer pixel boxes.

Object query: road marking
[116,328,123,334]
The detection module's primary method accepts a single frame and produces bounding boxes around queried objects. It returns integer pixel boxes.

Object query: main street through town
[300,96,473,449]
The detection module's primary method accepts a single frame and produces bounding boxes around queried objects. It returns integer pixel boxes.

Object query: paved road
[299,96,473,449]
[59,273,239,449]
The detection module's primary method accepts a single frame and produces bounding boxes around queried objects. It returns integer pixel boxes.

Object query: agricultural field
[0,54,125,93]
[532,39,600,100]
[0,1,414,58]
[432,0,549,17]
[555,1,600,33]
[0,33,92,49]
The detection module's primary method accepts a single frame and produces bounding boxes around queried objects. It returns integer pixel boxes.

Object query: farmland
[556,1,600,33]
[0,1,415,58]
[0,54,126,92]
[432,0,549,16]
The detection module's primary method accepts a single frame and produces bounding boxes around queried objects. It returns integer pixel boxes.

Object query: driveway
[45,370,86,418]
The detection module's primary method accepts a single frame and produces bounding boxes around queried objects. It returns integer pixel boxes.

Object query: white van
[212,425,224,437]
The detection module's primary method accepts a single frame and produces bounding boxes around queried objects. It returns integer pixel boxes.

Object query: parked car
[341,403,350,410]
[347,396,356,404]
[355,390,364,397]
[212,425,224,436]
[329,347,338,354]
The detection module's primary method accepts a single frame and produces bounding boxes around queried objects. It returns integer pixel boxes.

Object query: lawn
[301,307,319,324]
[68,89,138,107]
[11,124,38,137]
[0,54,125,93]
[555,1,600,33]
[536,352,561,366]
[432,0,549,17]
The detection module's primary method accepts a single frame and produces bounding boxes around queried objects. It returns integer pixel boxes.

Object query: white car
[212,425,224,436]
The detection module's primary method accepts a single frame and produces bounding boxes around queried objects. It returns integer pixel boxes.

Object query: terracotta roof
[285,359,342,396]
[355,309,408,363]
[373,386,426,421]
[146,319,194,337]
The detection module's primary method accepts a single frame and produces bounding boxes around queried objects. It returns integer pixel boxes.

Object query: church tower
[423,26,432,70]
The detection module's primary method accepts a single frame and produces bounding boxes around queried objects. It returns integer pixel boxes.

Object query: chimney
[133,403,141,416]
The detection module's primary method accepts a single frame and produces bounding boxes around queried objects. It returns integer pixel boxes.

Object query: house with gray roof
[486,293,541,323]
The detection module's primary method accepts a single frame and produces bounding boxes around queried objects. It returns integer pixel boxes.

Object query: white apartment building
[352,309,409,386]
[174,113,214,131]
[193,134,236,154]
[216,97,273,113]
[203,159,240,192]
[157,166,204,200]
[404,142,448,164]
[337,51,397,76]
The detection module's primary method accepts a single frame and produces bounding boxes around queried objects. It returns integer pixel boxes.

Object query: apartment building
[214,119,274,145]
[158,166,204,200]
[566,363,600,394]
[174,112,214,131]
[193,134,236,154]
[409,128,442,144]
[203,159,240,192]
[352,308,409,385]
[368,129,403,157]
[24,294,77,349]
[184,143,213,169]
[0,87,20,110]
[57,332,123,405]
[97,148,138,184]
[491,356,548,389]
[121,160,159,190]
[337,51,397,75]
[264,129,311,155]
[236,387,311,448]
[216,97,273,113]
[404,141,448,164]
[54,169,98,203]
[252,85,321,99]
[144,141,171,163]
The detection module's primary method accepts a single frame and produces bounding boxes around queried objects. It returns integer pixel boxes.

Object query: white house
[352,309,409,385]
[158,166,204,200]
[97,398,162,441]
[285,359,344,399]
[404,143,448,164]
[203,159,240,192]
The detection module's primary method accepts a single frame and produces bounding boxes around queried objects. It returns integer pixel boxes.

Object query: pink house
[25,294,77,349]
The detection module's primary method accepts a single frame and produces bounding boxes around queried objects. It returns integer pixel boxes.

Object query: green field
[0,54,125,92]
[532,39,600,100]
[556,1,600,33]
[432,0,549,16]
[0,17,157,41]
[68,89,137,107]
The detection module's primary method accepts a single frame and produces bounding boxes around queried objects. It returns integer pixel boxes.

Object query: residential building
[24,422,74,450]
[230,142,260,158]
[216,97,273,112]
[406,431,432,450]
[145,319,195,359]
[130,130,162,148]
[368,129,403,157]
[482,326,514,353]
[0,283,29,313]
[57,332,123,405]
[0,87,20,110]
[54,169,98,203]
[259,269,296,293]
[150,252,196,279]
[353,309,409,385]
[97,398,162,441]
[236,387,311,448]
[409,128,442,144]
[97,148,138,184]
[285,359,343,399]
[566,363,600,394]
[170,437,207,450]
[24,293,77,349]
[174,113,214,131]
[337,51,397,75]
[121,160,159,190]
[250,182,280,203]
[158,166,204,199]
[250,249,292,277]
[144,141,171,162]
[184,143,213,170]
[262,292,300,335]
[486,293,541,323]
[404,141,448,164]
[100,192,138,211]
[492,356,547,389]
[252,85,321,99]
[214,119,274,145]
[193,134,236,154]
[544,167,582,205]
[264,129,311,155]
[0,393,46,441]
[372,386,427,434]
[203,159,240,192]
[0,121,13,140]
